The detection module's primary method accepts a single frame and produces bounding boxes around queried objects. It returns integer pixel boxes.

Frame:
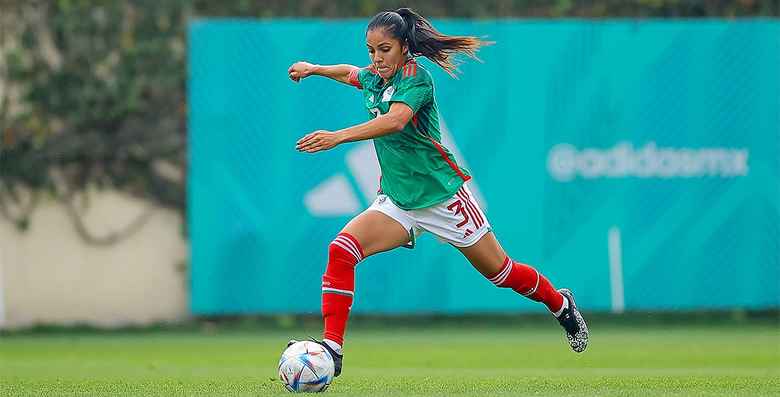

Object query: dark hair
[367,8,492,76]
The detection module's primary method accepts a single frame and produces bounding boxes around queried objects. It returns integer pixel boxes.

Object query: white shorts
[368,183,492,248]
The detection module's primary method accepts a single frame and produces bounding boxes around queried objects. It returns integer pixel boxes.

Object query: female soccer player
[287,8,588,377]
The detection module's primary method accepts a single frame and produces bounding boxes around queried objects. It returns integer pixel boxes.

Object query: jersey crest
[381,85,395,102]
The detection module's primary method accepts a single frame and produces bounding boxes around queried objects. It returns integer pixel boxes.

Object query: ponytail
[367,8,493,76]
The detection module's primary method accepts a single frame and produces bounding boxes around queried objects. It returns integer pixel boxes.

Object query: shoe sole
[559,288,589,353]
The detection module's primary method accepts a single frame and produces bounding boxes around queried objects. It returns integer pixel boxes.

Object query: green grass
[1,321,778,396]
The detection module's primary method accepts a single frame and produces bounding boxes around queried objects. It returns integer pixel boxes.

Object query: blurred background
[0,0,778,331]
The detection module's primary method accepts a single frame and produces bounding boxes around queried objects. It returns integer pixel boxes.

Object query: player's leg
[323,208,410,347]
[455,230,589,353]
[415,183,588,352]
[456,232,565,313]
[318,205,412,376]
[340,207,412,256]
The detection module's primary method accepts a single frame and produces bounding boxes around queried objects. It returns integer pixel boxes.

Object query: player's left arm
[295,103,412,153]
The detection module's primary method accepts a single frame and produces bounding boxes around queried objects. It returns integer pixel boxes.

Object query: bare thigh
[454,232,508,277]
[341,209,411,258]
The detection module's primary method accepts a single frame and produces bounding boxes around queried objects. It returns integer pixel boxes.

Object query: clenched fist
[288,61,319,82]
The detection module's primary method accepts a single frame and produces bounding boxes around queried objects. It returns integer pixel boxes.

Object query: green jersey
[347,59,471,210]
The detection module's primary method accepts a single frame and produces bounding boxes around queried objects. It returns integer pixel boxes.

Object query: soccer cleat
[556,288,589,353]
[287,338,343,377]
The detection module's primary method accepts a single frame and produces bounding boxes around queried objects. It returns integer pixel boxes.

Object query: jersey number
[447,200,469,228]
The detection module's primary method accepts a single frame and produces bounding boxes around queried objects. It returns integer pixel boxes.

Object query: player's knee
[327,233,364,265]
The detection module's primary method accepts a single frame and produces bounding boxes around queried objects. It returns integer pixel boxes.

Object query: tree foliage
[1,1,188,240]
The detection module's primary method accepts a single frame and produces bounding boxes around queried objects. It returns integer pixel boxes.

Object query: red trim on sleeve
[424,136,471,182]
[347,68,363,89]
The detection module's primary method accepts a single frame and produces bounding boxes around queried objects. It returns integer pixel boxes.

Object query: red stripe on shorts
[460,187,484,227]
[457,188,482,229]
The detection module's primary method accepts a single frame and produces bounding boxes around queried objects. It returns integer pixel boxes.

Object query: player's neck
[382,57,414,85]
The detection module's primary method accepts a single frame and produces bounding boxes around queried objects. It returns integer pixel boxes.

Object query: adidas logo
[304,118,487,216]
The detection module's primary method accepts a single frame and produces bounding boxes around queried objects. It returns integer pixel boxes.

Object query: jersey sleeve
[389,66,433,113]
[347,66,375,90]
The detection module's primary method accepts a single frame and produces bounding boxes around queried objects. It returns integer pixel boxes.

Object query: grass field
[1,320,778,396]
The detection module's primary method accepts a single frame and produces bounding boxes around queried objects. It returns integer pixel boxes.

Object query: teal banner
[189,20,779,314]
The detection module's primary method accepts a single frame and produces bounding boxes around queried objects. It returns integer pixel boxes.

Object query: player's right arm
[288,61,359,86]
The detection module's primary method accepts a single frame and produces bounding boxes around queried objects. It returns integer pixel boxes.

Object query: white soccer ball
[278,340,335,393]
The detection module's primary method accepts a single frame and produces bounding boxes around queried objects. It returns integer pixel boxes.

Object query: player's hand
[296,130,342,153]
[288,61,318,82]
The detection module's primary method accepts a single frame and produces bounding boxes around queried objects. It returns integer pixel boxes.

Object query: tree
[0,1,188,243]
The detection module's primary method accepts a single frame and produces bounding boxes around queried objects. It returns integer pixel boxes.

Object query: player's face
[366,28,408,81]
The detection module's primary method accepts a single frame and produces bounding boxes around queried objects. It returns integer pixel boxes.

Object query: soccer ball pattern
[278,341,335,393]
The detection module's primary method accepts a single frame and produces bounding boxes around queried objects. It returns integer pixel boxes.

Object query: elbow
[390,119,406,132]
[385,114,408,132]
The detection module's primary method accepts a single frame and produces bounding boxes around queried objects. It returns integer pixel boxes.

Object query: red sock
[487,257,564,313]
[321,232,364,346]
